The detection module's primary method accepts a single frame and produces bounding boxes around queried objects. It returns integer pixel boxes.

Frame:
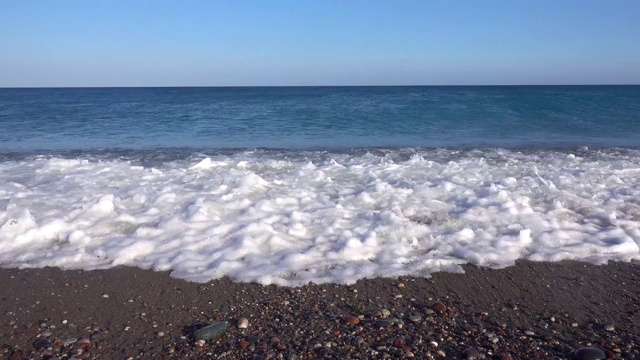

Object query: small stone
[62,338,78,347]
[195,340,205,348]
[393,336,404,348]
[157,332,165,338]
[489,337,499,344]
[381,309,391,318]
[237,318,249,329]
[571,322,579,327]
[354,336,365,347]
[239,340,249,348]
[373,319,391,328]
[463,346,481,359]
[345,316,360,325]
[408,314,422,322]
[77,338,90,349]
[102,294,109,298]
[524,330,535,336]
[395,294,403,299]
[431,302,446,312]
[573,347,607,360]
[33,339,51,349]
[39,331,53,338]
[398,283,405,288]
[603,323,614,331]
[194,321,228,341]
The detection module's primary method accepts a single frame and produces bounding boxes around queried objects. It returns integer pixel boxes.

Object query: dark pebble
[573,347,607,360]
[32,339,51,349]
[463,346,481,359]
[373,319,391,328]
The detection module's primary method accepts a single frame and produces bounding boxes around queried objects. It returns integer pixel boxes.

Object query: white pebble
[238,318,249,329]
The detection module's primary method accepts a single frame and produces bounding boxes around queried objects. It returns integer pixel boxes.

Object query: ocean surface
[1,86,639,285]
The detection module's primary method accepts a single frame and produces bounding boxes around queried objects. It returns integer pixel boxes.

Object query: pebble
[381,309,391,318]
[408,314,422,322]
[573,347,607,360]
[157,332,165,338]
[33,339,51,349]
[524,330,535,336]
[237,318,249,329]
[39,331,53,338]
[62,338,78,347]
[431,302,446,312]
[463,346,481,359]
[77,338,90,349]
[345,316,360,325]
[397,283,405,288]
[194,321,228,341]
[603,323,615,331]
[373,319,391,328]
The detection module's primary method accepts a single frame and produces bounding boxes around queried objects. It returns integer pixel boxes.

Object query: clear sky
[1,0,639,87]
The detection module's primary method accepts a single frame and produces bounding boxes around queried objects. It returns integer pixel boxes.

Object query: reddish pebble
[77,338,90,349]
[345,316,360,325]
[239,341,249,348]
[431,302,447,312]
[463,326,477,332]
[393,336,404,348]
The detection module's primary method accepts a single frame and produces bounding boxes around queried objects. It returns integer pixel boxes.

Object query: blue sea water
[1,86,640,285]
[1,86,639,152]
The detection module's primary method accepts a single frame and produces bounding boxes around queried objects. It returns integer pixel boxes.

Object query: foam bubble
[1,148,639,285]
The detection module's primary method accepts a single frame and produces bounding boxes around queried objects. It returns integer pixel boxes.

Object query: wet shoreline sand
[1,260,639,359]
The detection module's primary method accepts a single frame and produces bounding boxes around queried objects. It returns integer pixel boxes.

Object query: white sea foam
[1,149,639,285]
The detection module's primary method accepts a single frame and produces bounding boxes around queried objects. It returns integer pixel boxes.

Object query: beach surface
[1,260,639,359]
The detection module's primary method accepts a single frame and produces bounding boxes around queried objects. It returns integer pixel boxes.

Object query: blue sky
[1,0,639,86]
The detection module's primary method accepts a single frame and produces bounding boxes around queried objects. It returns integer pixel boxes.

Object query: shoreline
[1,260,639,359]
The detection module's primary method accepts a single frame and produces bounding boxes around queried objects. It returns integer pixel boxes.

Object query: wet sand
[1,260,639,359]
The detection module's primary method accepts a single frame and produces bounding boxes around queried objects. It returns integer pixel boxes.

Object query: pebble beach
[2,260,639,359]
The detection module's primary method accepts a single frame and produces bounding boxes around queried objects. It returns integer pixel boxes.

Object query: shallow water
[1,86,639,284]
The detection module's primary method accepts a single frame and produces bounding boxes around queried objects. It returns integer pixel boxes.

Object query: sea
[1,86,639,285]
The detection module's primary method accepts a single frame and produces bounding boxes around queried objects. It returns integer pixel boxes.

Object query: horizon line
[1,84,640,89]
